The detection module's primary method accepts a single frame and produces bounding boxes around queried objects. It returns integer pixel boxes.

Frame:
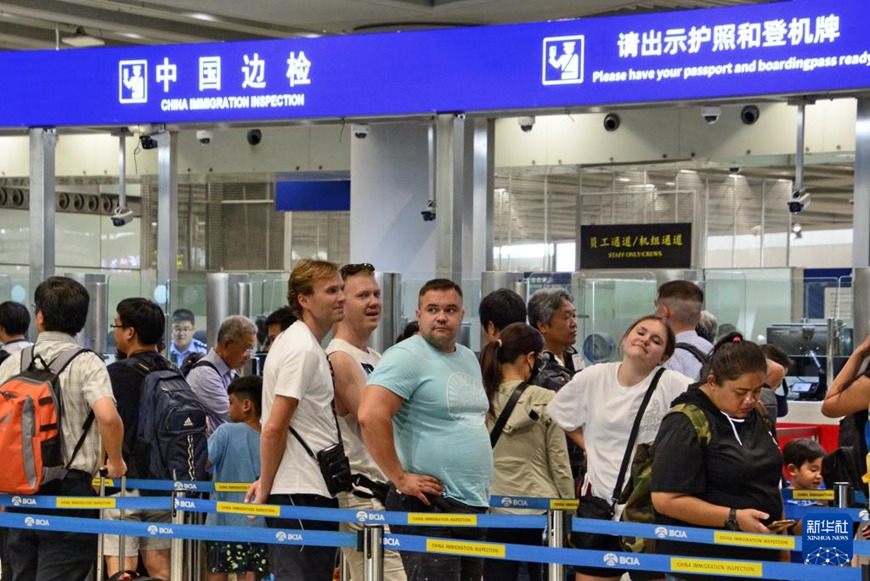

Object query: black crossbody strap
[490,382,530,448]
[610,367,666,506]
[290,355,344,458]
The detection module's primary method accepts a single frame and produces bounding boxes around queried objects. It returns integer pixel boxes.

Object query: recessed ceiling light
[120,32,144,40]
[188,13,218,22]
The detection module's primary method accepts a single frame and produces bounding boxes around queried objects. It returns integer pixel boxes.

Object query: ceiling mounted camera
[740,105,760,125]
[246,129,262,145]
[518,116,535,133]
[196,129,214,145]
[111,206,134,227]
[788,189,811,214]
[353,124,370,139]
[701,106,721,124]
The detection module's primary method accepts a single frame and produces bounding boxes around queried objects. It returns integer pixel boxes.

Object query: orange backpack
[0,346,91,494]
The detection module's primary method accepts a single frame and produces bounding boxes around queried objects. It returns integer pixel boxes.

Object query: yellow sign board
[792,490,834,501]
[216,501,280,517]
[714,531,795,550]
[426,539,506,558]
[550,499,580,510]
[56,497,116,509]
[671,557,763,577]
[408,513,478,526]
[214,482,253,493]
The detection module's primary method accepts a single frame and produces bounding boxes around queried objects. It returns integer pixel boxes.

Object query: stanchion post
[835,481,853,509]
[363,525,385,581]
[95,473,106,581]
[171,489,185,581]
[547,509,566,581]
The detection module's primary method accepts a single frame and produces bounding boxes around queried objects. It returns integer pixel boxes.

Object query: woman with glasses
[651,334,784,581]
[548,315,689,581]
[479,322,573,581]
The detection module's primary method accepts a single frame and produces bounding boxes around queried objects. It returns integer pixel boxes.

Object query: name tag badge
[572,353,585,371]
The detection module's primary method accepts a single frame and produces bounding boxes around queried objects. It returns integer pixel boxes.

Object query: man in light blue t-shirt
[360,278,492,581]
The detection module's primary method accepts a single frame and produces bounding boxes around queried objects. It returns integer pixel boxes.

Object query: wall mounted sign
[0,0,866,126]
[579,223,692,269]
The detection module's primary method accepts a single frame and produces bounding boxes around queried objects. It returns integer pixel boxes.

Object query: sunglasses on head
[340,263,375,279]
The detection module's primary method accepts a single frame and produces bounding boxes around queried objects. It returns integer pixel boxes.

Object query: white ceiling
[0,0,776,50]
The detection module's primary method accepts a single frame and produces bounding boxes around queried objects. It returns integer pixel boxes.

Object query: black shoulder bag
[570,367,666,551]
[490,382,530,448]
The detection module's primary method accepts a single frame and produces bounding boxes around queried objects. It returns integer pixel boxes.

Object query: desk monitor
[766,324,829,356]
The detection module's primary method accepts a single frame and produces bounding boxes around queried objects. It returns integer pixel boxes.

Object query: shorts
[207,541,269,574]
[102,490,172,556]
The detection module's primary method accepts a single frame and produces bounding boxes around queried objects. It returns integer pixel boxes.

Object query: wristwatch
[724,508,739,531]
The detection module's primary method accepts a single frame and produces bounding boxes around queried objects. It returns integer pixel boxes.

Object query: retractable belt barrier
[5,490,870,556]
[0,511,860,581]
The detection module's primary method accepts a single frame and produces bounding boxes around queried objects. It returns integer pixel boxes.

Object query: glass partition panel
[576,272,658,365]
[0,274,11,303]
[251,272,290,318]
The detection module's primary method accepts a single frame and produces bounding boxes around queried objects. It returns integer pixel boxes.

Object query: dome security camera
[196,130,213,145]
[246,129,262,146]
[353,124,370,139]
[740,105,760,125]
[701,106,721,124]
[518,116,535,133]
[603,113,621,132]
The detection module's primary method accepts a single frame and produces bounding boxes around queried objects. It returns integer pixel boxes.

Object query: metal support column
[363,525,385,581]
[473,119,495,274]
[370,272,402,353]
[170,491,185,581]
[155,130,179,317]
[435,114,469,283]
[854,99,870,269]
[28,127,57,336]
[547,509,566,581]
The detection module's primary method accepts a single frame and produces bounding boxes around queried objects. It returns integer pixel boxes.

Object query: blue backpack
[120,356,208,485]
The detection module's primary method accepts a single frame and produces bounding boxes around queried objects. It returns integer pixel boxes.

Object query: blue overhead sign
[1,0,868,127]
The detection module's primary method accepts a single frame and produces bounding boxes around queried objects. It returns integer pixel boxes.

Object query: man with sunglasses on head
[187,315,257,432]
[326,263,406,581]
[359,278,492,581]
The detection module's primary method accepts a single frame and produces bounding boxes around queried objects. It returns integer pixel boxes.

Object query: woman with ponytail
[479,322,573,581]
[651,332,784,580]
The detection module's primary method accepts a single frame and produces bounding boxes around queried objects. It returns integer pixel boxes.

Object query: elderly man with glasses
[187,314,257,432]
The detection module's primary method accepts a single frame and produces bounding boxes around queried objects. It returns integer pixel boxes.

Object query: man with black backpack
[0,276,126,581]
[655,280,713,382]
[105,298,182,580]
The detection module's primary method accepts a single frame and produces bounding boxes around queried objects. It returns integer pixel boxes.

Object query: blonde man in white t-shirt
[246,259,345,581]
[327,263,406,581]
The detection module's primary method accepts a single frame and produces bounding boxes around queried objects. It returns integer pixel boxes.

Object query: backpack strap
[490,382,530,448]
[30,346,98,470]
[671,403,712,447]
[675,343,710,365]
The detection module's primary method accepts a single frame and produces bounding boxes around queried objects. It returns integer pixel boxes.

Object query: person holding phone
[651,333,785,581]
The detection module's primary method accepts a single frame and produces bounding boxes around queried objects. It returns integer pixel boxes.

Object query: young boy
[784,438,825,492]
[207,375,269,581]
[782,438,826,562]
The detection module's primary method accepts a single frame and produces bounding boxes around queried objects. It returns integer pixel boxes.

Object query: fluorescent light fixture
[62,26,105,47]
[188,12,218,22]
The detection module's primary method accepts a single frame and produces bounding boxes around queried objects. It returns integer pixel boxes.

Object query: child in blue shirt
[783,438,826,563]
[207,375,268,581]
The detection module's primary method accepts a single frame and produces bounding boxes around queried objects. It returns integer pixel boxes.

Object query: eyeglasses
[339,263,375,279]
[109,324,129,331]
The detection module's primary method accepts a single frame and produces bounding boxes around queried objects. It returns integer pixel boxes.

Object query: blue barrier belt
[784,504,868,522]
[173,497,546,529]
[0,494,169,511]
[385,534,859,581]
[780,488,869,505]
[0,510,859,581]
